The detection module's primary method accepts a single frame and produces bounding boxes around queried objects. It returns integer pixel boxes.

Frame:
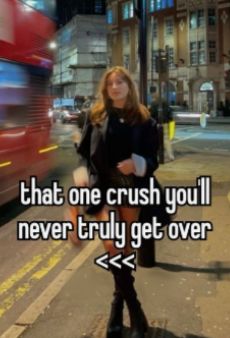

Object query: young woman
[75,66,162,338]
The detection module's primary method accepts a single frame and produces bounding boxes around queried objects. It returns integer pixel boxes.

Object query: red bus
[0,0,56,206]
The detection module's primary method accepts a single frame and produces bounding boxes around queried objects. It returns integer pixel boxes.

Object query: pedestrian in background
[73,66,170,338]
[200,102,209,128]
[162,101,175,161]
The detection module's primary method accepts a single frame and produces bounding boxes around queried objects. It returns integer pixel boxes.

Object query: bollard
[137,238,156,267]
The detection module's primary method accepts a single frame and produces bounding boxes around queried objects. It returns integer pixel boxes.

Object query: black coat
[77,112,171,226]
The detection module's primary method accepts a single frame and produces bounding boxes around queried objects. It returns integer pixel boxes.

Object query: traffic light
[155,50,168,74]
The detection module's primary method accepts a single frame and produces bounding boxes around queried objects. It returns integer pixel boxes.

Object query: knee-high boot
[110,266,148,338]
[106,277,124,338]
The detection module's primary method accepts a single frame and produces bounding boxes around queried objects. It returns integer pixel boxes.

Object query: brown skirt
[106,168,134,189]
[105,168,135,206]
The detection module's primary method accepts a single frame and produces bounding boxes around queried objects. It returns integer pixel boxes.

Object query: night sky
[56,0,106,26]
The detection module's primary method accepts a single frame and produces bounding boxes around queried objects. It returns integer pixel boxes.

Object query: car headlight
[48,109,53,118]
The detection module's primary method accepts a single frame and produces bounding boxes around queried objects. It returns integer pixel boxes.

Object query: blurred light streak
[176,113,210,118]
[38,144,58,154]
[0,161,12,168]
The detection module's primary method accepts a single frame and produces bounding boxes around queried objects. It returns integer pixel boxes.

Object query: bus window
[20,0,56,19]
[0,61,29,129]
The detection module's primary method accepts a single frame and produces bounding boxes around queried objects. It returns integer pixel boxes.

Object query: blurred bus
[0,0,56,206]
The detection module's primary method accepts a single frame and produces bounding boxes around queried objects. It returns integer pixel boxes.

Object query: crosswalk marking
[172,133,201,144]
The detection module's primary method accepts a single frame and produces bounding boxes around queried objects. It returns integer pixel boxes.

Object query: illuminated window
[198,41,205,50]
[0,61,29,129]
[190,42,196,50]
[198,51,205,64]
[122,1,134,20]
[167,47,174,69]
[208,8,216,26]
[123,55,130,70]
[107,8,113,24]
[190,40,206,65]
[149,0,174,12]
[190,11,197,29]
[190,41,197,65]
[149,0,154,11]
[165,18,173,35]
[190,9,205,29]
[156,0,162,10]
[190,53,197,65]
[198,40,205,64]
[197,9,204,27]
[200,82,214,91]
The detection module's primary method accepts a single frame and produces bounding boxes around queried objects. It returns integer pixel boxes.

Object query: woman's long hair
[90,66,150,125]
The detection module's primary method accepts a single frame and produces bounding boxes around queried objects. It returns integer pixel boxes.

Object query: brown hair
[90,66,150,124]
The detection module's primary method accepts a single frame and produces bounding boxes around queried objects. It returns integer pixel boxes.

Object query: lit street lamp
[49,41,57,50]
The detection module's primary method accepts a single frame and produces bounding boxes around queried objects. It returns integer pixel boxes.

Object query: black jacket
[77,112,170,226]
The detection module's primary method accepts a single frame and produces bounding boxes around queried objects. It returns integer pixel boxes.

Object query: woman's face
[106,72,129,107]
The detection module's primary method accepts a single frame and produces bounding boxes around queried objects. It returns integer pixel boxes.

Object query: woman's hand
[117,158,135,175]
[73,166,89,187]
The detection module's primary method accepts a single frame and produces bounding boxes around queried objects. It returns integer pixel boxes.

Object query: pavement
[208,116,230,124]
[1,148,230,338]
[175,116,230,126]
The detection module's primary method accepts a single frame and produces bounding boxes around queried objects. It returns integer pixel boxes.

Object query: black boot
[110,266,148,338]
[106,282,124,338]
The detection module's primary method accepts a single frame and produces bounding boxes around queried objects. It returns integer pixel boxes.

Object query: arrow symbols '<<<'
[94,252,136,271]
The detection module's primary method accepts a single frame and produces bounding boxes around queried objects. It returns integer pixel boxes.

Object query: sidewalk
[207,116,230,124]
[2,151,230,338]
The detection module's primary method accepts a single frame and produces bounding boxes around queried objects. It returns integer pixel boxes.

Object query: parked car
[60,106,80,124]
[77,99,96,129]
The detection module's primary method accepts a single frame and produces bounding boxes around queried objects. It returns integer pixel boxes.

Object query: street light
[49,41,57,50]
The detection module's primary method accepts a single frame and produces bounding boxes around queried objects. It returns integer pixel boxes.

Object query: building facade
[51,15,107,103]
[106,0,230,113]
[57,0,106,26]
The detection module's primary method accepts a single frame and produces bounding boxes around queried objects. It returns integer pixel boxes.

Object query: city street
[173,124,230,155]
[0,121,229,338]
[1,1,230,337]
